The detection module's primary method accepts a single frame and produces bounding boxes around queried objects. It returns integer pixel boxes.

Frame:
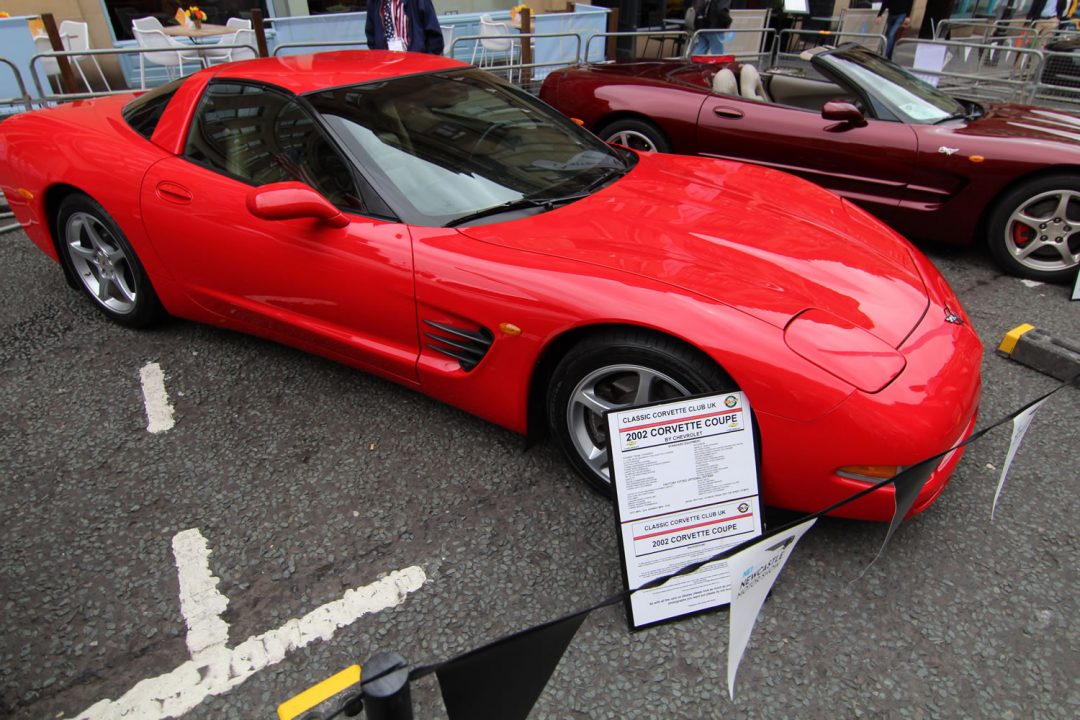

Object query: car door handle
[156,181,193,204]
[712,106,745,119]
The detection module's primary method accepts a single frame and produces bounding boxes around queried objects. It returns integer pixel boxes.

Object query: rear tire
[547,330,736,495]
[986,174,1080,283]
[598,118,672,154]
[56,193,166,328]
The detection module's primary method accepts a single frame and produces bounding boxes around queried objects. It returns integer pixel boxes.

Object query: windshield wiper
[934,108,972,124]
[444,197,550,227]
[444,168,626,228]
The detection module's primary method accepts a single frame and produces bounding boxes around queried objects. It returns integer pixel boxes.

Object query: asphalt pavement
[0,224,1077,720]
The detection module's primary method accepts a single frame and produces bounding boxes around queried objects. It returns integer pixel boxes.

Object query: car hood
[458,153,928,347]
[960,103,1080,145]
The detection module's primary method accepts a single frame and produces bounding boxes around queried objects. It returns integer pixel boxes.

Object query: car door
[140,80,419,383]
[696,87,921,219]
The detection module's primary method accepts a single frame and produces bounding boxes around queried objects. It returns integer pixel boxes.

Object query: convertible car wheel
[988,174,1080,283]
[57,193,165,328]
[599,118,671,154]
[548,330,736,494]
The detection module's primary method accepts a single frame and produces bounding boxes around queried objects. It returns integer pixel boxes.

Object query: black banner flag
[435,610,589,720]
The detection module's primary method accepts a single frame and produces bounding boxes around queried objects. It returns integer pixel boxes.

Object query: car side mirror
[246,182,349,228]
[821,101,867,127]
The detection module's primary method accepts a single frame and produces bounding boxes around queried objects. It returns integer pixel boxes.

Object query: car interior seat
[739,64,769,102]
[711,67,738,96]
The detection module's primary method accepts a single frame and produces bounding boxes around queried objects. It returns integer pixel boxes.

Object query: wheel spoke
[1052,191,1075,221]
[96,274,114,301]
[68,242,96,261]
[111,271,137,304]
[574,387,618,416]
[1049,243,1080,266]
[1013,210,1045,227]
[84,221,110,254]
[632,370,658,405]
[584,446,608,474]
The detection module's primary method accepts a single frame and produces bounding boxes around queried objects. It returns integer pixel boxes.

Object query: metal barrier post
[362,652,412,720]
[0,58,34,113]
[252,9,269,58]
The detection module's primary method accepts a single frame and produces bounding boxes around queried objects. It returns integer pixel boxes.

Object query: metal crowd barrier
[28,44,258,103]
[893,37,1045,105]
[272,40,368,56]
[774,29,886,77]
[1030,47,1080,109]
[687,27,778,70]
[0,57,34,113]
[11,28,1080,117]
[0,197,18,235]
[584,30,690,61]
[449,31,584,92]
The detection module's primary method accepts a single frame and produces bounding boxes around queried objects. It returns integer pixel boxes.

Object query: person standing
[1028,0,1067,35]
[365,0,444,55]
[692,0,733,56]
[876,0,913,59]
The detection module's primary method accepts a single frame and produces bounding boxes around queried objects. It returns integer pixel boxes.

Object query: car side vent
[423,321,494,372]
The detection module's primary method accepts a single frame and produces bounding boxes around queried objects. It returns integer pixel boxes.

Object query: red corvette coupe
[540,44,1080,283]
[0,51,981,520]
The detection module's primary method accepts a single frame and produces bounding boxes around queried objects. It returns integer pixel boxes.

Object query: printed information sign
[607,392,762,629]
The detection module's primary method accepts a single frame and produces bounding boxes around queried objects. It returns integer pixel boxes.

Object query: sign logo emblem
[724,395,738,408]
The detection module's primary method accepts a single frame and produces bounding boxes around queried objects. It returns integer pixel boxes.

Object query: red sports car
[0,51,981,520]
[540,44,1080,283]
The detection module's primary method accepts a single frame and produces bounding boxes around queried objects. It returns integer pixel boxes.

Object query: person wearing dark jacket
[876,0,912,59]
[365,0,444,55]
[691,0,733,56]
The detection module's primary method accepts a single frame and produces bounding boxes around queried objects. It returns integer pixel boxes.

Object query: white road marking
[172,529,230,661]
[139,362,175,433]
[75,529,427,720]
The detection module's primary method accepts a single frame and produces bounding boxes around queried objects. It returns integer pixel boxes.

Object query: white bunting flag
[992,398,1048,520]
[726,519,816,699]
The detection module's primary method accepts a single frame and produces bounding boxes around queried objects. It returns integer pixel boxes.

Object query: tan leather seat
[711,67,738,96]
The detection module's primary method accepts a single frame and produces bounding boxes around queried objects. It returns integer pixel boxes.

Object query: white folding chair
[442,25,456,57]
[132,18,202,89]
[472,15,520,83]
[33,35,61,93]
[225,17,252,30]
[59,20,111,92]
[202,29,257,65]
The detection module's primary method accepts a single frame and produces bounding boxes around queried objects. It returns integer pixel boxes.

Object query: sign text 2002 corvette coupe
[540,44,1080,284]
[0,51,981,520]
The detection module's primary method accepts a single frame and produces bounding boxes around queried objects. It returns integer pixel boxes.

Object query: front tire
[987,174,1080,283]
[56,193,165,328]
[598,118,671,154]
[547,330,736,495]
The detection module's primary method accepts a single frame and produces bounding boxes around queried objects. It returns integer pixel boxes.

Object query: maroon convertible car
[540,44,1080,283]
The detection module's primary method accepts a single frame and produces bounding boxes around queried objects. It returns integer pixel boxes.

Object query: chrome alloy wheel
[565,363,692,482]
[64,211,138,316]
[606,130,658,152]
[1004,188,1080,275]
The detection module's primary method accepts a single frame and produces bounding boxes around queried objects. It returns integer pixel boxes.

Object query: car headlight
[784,309,906,393]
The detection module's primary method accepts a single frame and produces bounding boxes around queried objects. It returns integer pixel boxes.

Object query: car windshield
[306,69,629,226]
[816,46,967,124]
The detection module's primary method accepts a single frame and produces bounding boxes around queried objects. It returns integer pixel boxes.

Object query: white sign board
[912,43,949,87]
[607,392,762,629]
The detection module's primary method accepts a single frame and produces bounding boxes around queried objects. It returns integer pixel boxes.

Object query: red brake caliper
[1012,223,1035,246]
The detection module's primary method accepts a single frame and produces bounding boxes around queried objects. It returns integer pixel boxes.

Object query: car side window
[184,82,378,215]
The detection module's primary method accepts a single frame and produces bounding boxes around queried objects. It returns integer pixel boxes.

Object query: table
[163,24,232,42]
